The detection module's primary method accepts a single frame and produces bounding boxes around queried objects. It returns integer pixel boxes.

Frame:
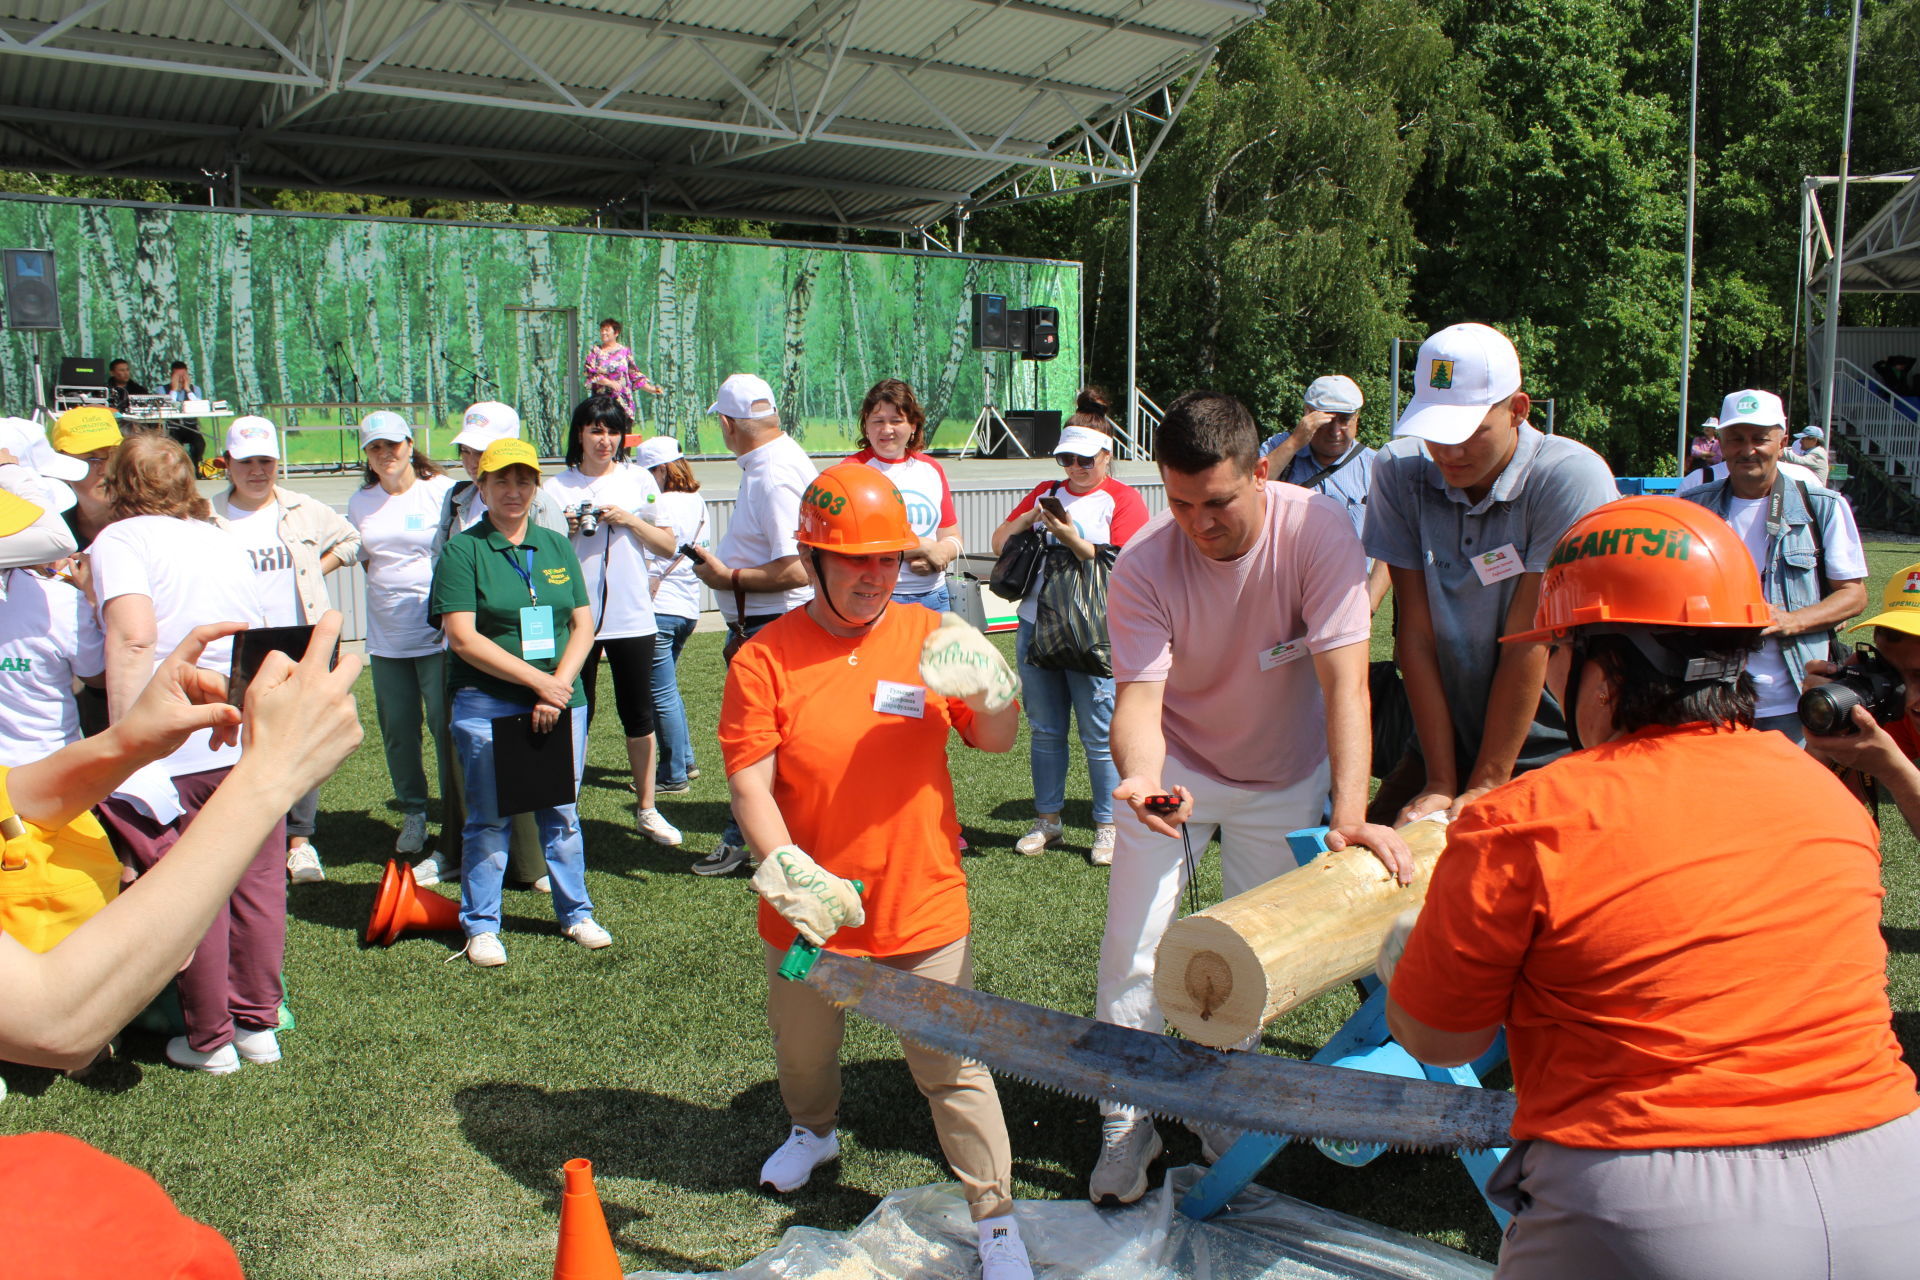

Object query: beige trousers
[764,937,1014,1221]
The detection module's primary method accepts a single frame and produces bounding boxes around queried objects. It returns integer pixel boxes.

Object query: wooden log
[1153,818,1449,1048]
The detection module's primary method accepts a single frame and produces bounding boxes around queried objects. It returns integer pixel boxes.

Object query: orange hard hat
[1505,495,1771,644]
[795,462,919,554]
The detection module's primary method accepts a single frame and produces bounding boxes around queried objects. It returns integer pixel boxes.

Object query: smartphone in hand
[228,624,338,707]
[1038,496,1068,521]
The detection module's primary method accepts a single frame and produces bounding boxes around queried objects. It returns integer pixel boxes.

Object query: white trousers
[1094,755,1329,1116]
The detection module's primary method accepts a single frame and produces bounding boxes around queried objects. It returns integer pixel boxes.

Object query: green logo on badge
[1430,359,1454,389]
[1738,394,1759,414]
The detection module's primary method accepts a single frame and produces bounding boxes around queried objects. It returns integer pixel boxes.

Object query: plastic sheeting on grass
[628,1165,1494,1279]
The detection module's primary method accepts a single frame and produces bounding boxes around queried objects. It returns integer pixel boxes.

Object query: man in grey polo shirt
[1364,323,1617,824]
[1261,374,1390,611]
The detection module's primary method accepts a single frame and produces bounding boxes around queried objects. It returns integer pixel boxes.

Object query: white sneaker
[286,843,325,883]
[1091,824,1117,867]
[412,848,453,886]
[1014,816,1063,856]
[758,1125,839,1192]
[165,1037,240,1075]
[233,1027,281,1064]
[395,813,428,855]
[464,932,507,968]
[1088,1114,1161,1205]
[532,875,552,893]
[636,807,683,847]
[563,919,613,950]
[977,1215,1033,1280]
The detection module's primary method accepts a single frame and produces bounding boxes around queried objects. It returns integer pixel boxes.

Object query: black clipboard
[490,708,577,816]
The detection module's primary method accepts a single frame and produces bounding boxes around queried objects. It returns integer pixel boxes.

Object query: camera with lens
[571,502,599,537]
[1797,643,1906,737]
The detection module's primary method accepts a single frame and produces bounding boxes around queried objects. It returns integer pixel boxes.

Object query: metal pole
[1819,0,1864,436]
[1126,178,1140,458]
[955,209,966,256]
[1676,0,1701,472]
[1389,337,1401,425]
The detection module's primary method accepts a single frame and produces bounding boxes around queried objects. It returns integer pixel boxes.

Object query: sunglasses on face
[1054,453,1096,467]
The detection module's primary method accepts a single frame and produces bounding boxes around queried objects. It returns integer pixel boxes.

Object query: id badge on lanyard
[509,547,557,661]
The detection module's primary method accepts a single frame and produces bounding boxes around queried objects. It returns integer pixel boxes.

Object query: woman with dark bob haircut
[542,395,685,846]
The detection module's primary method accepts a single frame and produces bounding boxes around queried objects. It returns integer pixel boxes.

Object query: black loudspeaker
[999,409,1062,459]
[1022,305,1059,361]
[1006,307,1030,355]
[3,248,59,330]
[971,294,1008,351]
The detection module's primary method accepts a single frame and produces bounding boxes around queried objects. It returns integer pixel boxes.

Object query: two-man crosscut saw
[780,939,1513,1154]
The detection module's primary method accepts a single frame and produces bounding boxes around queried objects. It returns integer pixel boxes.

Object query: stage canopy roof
[0,0,1263,235]
[1808,172,1920,295]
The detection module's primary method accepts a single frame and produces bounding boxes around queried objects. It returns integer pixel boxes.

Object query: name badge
[519,605,556,660]
[1257,639,1307,671]
[873,680,927,718]
[1469,543,1525,586]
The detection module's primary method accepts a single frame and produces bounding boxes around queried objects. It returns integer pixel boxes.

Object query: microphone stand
[441,349,496,403]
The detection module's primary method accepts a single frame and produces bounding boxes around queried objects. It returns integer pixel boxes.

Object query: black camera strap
[1298,442,1367,493]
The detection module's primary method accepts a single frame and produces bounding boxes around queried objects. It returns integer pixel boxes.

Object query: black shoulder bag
[988,483,1059,601]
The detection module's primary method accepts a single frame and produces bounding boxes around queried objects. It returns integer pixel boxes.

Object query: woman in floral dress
[583,318,664,426]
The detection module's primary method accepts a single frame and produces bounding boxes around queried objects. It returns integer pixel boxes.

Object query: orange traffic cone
[365,860,462,947]
[554,1158,622,1280]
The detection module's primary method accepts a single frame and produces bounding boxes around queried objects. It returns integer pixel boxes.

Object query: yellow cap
[0,489,45,539]
[476,438,540,475]
[50,406,122,457]
[1850,561,1920,638]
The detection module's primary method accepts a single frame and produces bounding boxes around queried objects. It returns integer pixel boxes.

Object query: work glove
[752,845,865,947]
[919,613,1017,713]
[1374,908,1422,987]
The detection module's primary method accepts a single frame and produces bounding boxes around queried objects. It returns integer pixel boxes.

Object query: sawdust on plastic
[625,1165,1492,1280]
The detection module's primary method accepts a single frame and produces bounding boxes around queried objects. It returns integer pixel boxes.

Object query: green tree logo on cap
[1738,394,1760,414]
[1430,359,1454,389]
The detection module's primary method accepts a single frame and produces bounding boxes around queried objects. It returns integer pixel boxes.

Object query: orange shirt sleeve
[719,638,782,775]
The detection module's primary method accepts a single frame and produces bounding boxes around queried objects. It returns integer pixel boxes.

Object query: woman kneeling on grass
[721,463,1034,1280]
[430,439,610,968]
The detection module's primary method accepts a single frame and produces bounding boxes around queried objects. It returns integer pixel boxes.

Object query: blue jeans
[892,581,951,612]
[1016,617,1117,824]
[450,687,593,935]
[652,613,699,786]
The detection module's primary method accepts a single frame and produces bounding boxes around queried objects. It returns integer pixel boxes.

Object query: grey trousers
[1490,1108,1920,1279]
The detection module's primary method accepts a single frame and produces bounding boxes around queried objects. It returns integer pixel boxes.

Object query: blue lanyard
[507,546,537,602]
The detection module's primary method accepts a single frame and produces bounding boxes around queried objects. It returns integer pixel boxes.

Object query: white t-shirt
[852,449,956,595]
[717,433,817,620]
[1723,493,1868,716]
[544,464,659,640]
[89,516,265,778]
[0,568,104,766]
[349,474,456,659]
[642,490,711,622]
[1005,479,1152,624]
[220,501,302,627]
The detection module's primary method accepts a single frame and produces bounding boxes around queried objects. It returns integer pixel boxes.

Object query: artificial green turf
[5,543,1920,1276]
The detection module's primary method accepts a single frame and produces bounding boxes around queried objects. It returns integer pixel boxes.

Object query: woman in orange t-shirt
[1384,498,1920,1279]
[719,463,1034,1280]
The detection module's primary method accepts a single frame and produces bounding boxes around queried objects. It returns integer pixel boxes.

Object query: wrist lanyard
[507,546,538,602]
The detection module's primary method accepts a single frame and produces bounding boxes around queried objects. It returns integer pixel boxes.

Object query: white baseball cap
[1304,375,1364,415]
[1053,425,1114,458]
[0,416,90,484]
[224,415,280,460]
[453,401,521,452]
[1394,323,1524,445]
[359,410,413,448]
[1797,425,1825,442]
[635,436,683,469]
[707,373,777,420]
[1718,389,1786,431]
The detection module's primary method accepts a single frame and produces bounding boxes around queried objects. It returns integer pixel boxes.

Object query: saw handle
[776,879,865,981]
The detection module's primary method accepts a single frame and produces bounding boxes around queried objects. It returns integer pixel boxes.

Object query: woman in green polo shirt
[429,439,610,968]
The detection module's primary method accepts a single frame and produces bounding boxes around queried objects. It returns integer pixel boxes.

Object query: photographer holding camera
[1802,561,1920,828]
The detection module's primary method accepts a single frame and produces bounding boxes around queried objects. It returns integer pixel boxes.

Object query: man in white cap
[1680,389,1865,743]
[1791,424,1831,486]
[1259,375,1390,610]
[1364,322,1617,824]
[687,373,817,877]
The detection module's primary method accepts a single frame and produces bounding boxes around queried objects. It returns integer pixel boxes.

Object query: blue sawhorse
[1177,826,1512,1227]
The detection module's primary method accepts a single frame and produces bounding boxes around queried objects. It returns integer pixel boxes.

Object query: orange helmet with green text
[795,462,918,554]
[1506,496,1771,644]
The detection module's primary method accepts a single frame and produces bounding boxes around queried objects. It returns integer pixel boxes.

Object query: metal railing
[1118,387,1163,461]
[1828,357,1920,498]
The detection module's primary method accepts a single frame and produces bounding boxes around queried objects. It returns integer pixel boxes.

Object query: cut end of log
[1182,950,1234,1021]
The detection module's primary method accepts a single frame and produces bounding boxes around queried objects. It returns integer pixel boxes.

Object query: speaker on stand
[3,249,62,419]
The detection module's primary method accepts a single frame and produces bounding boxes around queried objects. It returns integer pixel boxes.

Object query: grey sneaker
[1014,816,1063,856]
[395,813,429,855]
[692,842,751,877]
[1192,1121,1241,1164]
[1088,1114,1162,1206]
[1091,824,1117,866]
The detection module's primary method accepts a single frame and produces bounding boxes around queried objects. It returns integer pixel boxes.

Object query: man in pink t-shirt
[1088,390,1413,1206]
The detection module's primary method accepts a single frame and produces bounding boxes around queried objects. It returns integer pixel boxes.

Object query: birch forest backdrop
[0,197,1081,457]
